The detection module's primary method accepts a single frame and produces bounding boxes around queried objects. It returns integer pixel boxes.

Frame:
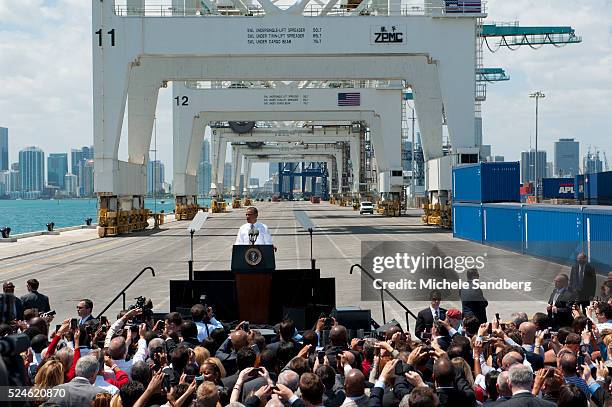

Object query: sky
[0,0,611,186]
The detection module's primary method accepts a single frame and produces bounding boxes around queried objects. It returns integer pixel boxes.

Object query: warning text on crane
[263,94,310,106]
[246,26,323,46]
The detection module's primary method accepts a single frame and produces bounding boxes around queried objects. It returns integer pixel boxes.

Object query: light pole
[404,99,416,208]
[529,91,545,202]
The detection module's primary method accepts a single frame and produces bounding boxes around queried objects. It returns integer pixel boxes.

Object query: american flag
[338,92,361,106]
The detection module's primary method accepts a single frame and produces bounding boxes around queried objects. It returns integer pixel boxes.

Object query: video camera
[127,296,153,324]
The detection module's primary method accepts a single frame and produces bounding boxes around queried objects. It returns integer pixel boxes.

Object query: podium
[169,246,336,329]
[232,245,275,323]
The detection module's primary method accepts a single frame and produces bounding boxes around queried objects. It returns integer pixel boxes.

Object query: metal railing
[350,263,417,330]
[113,2,485,17]
[96,266,156,318]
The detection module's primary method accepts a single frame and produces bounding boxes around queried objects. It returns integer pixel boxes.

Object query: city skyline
[0,1,611,185]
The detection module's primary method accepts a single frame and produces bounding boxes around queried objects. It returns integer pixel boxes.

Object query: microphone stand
[308,227,315,271]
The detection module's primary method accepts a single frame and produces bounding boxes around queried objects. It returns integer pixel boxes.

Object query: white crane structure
[172,82,398,200]
[232,143,343,195]
[209,127,360,195]
[93,0,483,229]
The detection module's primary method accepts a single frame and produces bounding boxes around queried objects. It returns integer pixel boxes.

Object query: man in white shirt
[191,303,224,342]
[235,206,275,248]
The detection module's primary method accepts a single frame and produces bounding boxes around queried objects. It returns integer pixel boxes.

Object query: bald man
[216,328,258,375]
[433,357,476,407]
[106,336,133,377]
[325,325,349,371]
[340,369,368,407]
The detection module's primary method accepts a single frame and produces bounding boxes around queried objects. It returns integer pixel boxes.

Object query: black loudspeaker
[283,307,307,331]
[375,319,403,338]
[330,307,371,331]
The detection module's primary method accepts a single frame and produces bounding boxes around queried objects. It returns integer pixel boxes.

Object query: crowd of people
[2,258,612,407]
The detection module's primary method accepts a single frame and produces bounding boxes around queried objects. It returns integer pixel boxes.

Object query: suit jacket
[547,288,575,329]
[497,392,555,407]
[340,395,369,407]
[0,293,23,321]
[459,287,488,324]
[569,263,597,301]
[437,387,476,407]
[414,307,447,340]
[20,291,50,313]
[49,377,107,407]
[366,386,384,407]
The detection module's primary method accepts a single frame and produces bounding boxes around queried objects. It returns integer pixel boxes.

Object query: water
[0,198,210,235]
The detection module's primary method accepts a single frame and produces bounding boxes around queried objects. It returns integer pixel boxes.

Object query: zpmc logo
[372,25,405,44]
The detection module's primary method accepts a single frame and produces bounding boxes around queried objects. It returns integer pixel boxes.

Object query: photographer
[192,303,223,342]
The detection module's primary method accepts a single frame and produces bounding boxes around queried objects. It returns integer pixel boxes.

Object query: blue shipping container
[453,162,520,203]
[453,203,483,243]
[585,171,612,203]
[542,178,575,199]
[584,207,612,271]
[574,175,585,200]
[482,203,523,253]
[523,205,584,265]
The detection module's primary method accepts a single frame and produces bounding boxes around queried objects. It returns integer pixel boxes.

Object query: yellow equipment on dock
[211,199,227,213]
[422,203,452,228]
[232,198,242,209]
[97,195,148,237]
[175,195,199,220]
[377,200,401,217]
[243,198,252,206]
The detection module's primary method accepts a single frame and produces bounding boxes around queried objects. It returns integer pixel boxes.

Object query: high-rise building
[71,148,83,176]
[520,150,547,185]
[19,146,45,192]
[546,162,554,178]
[584,150,604,174]
[48,153,68,189]
[554,138,579,177]
[77,159,94,197]
[201,139,210,164]
[0,127,8,171]
[64,173,78,197]
[269,162,278,178]
[197,161,212,196]
[249,177,259,187]
[492,156,505,162]
[82,146,94,160]
[147,160,165,195]
[9,163,20,193]
[0,171,9,196]
[224,162,232,190]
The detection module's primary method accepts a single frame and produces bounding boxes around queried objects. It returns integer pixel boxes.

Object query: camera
[394,360,415,376]
[40,310,56,319]
[0,334,30,357]
[127,296,153,324]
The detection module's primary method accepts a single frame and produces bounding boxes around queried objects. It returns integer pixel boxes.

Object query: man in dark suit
[415,290,446,341]
[501,364,555,406]
[433,357,476,407]
[1,282,23,322]
[20,279,50,313]
[460,269,488,324]
[547,273,574,330]
[569,252,596,312]
[77,298,96,325]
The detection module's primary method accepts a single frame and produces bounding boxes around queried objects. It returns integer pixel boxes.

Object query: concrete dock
[0,202,583,332]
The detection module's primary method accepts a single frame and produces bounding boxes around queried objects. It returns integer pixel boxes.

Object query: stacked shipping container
[452,163,612,270]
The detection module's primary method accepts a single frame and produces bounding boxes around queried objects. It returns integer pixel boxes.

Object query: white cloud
[0,0,610,189]
[483,0,612,167]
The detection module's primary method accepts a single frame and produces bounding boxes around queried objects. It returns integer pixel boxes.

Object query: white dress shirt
[196,318,224,342]
[94,375,119,395]
[235,222,273,245]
